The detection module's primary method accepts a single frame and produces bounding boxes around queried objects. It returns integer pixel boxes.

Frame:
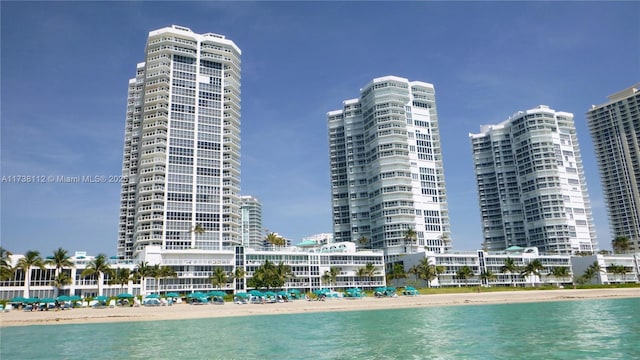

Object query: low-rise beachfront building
[0,243,386,300]
[398,248,640,288]
[2,247,637,300]
[570,253,640,285]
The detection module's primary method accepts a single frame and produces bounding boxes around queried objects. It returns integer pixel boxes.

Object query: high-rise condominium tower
[118,25,241,259]
[586,84,640,253]
[470,105,597,254]
[328,76,451,262]
[240,196,263,249]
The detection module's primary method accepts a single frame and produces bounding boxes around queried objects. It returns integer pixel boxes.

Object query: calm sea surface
[1,297,638,359]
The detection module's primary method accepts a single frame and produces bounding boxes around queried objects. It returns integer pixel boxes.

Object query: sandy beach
[1,288,637,328]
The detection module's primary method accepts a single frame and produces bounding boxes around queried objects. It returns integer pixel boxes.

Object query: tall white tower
[118,25,241,259]
[240,195,263,250]
[586,84,640,253]
[328,76,451,262]
[470,105,597,254]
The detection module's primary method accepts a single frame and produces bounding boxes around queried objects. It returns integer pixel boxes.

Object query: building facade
[240,196,263,249]
[0,245,386,300]
[118,25,242,260]
[328,76,451,263]
[586,84,640,253]
[470,105,597,254]
[3,248,637,300]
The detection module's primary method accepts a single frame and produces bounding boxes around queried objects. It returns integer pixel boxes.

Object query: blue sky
[1,1,638,257]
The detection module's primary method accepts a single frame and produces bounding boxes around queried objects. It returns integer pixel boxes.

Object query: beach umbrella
[9,296,27,303]
[288,289,301,294]
[146,293,160,299]
[249,290,263,296]
[39,298,56,303]
[187,292,207,299]
[94,295,109,302]
[234,292,249,298]
[166,292,180,298]
[207,291,226,298]
[117,293,134,299]
[69,295,82,301]
[56,295,72,301]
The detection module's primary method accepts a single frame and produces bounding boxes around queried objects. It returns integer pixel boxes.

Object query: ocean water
[1,297,638,360]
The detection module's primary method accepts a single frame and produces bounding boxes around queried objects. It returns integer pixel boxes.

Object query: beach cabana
[345,288,365,299]
[93,295,109,308]
[402,286,419,296]
[276,291,290,301]
[9,296,27,304]
[186,292,209,305]
[288,289,302,300]
[206,291,226,298]
[233,292,249,304]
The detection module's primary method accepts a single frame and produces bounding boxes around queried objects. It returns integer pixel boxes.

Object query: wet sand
[1,288,637,328]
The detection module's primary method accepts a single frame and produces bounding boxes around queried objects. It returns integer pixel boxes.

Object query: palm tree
[550,266,570,287]
[408,265,421,284]
[192,223,205,248]
[0,247,14,281]
[16,250,45,297]
[440,233,450,250]
[358,263,377,289]
[520,259,545,286]
[247,260,274,290]
[612,236,630,254]
[233,267,246,291]
[606,264,628,283]
[275,262,295,288]
[46,247,74,296]
[133,261,154,294]
[387,263,406,286]
[149,264,175,294]
[265,232,286,248]
[322,266,340,288]
[579,261,604,285]
[81,254,113,296]
[109,268,132,293]
[210,268,230,289]
[480,269,497,286]
[158,266,177,294]
[51,272,72,295]
[456,266,474,287]
[192,223,206,235]
[357,236,369,249]
[500,258,519,287]
[415,258,437,288]
[403,228,417,253]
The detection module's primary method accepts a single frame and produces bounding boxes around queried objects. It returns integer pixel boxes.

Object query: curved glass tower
[328,76,451,262]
